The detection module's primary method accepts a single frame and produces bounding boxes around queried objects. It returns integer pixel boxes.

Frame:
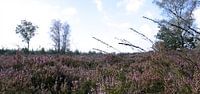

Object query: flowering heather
[0,50,200,93]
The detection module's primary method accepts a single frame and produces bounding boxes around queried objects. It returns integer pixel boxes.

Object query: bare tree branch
[115,37,135,51]
[92,48,108,54]
[143,16,200,40]
[118,43,146,52]
[129,28,154,44]
[166,8,200,35]
[92,37,121,52]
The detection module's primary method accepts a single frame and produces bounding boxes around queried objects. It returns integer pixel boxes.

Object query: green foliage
[16,20,38,50]
[88,51,97,54]
[40,48,46,54]
[21,48,29,54]
[0,48,17,55]
[78,80,96,94]
[74,49,80,55]
[154,0,200,50]
[179,85,192,94]
[156,26,183,50]
[144,80,164,93]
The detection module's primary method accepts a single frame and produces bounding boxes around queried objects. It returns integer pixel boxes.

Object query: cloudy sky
[0,0,199,53]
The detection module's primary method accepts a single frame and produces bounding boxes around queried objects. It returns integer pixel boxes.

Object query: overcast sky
[0,0,199,53]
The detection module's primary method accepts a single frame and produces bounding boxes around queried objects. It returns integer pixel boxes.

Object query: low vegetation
[0,0,199,93]
[0,49,200,93]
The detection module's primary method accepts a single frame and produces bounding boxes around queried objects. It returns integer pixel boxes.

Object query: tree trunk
[27,41,29,51]
[58,39,60,53]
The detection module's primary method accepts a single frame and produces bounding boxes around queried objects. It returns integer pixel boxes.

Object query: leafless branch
[129,28,154,44]
[92,48,108,54]
[166,8,200,34]
[115,37,135,51]
[118,43,146,52]
[92,37,121,52]
[143,16,200,40]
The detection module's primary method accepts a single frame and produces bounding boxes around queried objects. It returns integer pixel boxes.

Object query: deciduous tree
[50,19,70,53]
[154,0,200,49]
[16,20,38,51]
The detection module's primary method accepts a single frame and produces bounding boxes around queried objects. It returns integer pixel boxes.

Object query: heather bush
[0,51,200,93]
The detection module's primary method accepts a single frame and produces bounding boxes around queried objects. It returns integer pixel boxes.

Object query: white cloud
[94,0,103,12]
[117,0,144,13]
[93,0,113,25]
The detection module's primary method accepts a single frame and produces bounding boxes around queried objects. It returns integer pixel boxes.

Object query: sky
[0,0,199,53]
